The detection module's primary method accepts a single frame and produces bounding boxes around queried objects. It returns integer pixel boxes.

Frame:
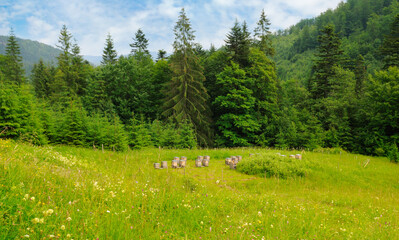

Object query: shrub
[236,153,310,179]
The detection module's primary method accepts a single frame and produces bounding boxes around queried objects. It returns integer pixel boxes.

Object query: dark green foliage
[157,50,167,61]
[0,82,47,145]
[364,67,399,156]
[58,101,88,146]
[130,29,149,55]
[152,59,172,118]
[309,24,343,99]
[4,29,25,85]
[102,33,118,65]
[31,59,55,99]
[213,62,259,147]
[354,54,368,96]
[163,8,212,146]
[225,20,251,68]
[106,55,154,123]
[127,114,153,149]
[380,14,399,69]
[254,9,275,57]
[237,154,310,179]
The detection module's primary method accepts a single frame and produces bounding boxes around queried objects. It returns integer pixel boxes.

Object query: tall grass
[1,139,399,239]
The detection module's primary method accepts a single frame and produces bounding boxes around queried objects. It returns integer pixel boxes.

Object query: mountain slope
[0,36,61,76]
[273,0,399,83]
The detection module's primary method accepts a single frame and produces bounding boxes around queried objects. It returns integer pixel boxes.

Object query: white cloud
[3,0,345,56]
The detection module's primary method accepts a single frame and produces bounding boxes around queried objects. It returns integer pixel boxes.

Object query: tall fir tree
[102,33,118,65]
[309,24,343,99]
[130,29,149,55]
[163,8,212,146]
[254,9,275,57]
[157,50,167,61]
[225,20,251,68]
[354,54,367,96]
[380,14,399,69]
[4,28,25,85]
[31,59,55,99]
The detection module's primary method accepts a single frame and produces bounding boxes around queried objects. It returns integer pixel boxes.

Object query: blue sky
[0,0,344,56]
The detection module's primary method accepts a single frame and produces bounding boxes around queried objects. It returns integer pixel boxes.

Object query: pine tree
[130,29,149,55]
[102,33,118,65]
[254,9,275,57]
[354,54,367,96]
[225,20,251,67]
[380,14,399,69]
[4,28,25,85]
[31,59,54,99]
[309,24,343,99]
[157,50,167,61]
[163,8,212,146]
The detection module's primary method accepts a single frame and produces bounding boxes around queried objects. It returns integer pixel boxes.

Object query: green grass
[1,139,399,239]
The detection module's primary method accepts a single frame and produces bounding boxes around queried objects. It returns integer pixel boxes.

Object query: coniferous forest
[1,0,399,162]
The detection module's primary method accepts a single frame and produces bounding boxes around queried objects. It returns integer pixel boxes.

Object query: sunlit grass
[1,139,399,239]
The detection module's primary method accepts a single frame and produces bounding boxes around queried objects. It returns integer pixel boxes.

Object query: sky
[0,0,344,56]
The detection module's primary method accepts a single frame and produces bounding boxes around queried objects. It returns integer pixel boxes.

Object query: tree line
[0,5,398,162]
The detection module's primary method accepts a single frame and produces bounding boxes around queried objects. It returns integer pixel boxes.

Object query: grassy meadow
[1,139,399,239]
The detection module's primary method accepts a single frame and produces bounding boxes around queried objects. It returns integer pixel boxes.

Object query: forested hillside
[0,0,399,162]
[0,35,61,75]
[274,0,399,83]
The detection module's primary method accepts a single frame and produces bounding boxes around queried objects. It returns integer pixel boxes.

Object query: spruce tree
[5,28,25,85]
[380,14,399,69]
[254,9,275,57]
[102,33,118,65]
[31,59,54,99]
[130,29,149,55]
[354,54,367,96]
[225,20,251,68]
[163,8,212,146]
[157,50,167,61]
[309,24,343,99]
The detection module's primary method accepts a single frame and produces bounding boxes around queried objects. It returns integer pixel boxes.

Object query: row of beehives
[225,155,243,170]
[277,153,302,159]
[154,156,211,169]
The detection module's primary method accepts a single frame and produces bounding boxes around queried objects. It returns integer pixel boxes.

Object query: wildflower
[61,225,66,230]
[46,209,54,215]
[66,217,72,221]
[39,218,44,223]
[258,211,262,217]
[24,194,29,199]
[200,221,203,225]
[216,180,220,184]
[49,235,55,238]
[67,234,71,238]
[24,235,30,238]
[30,197,35,201]
[32,218,40,224]
[270,224,273,228]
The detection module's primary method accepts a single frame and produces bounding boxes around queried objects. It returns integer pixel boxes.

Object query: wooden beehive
[225,158,232,165]
[295,154,302,160]
[179,160,186,168]
[229,162,236,170]
[195,159,202,167]
[174,157,180,161]
[161,161,168,169]
[202,159,209,167]
[289,155,296,159]
[197,156,204,160]
[181,156,187,161]
[154,163,160,169]
[204,155,210,160]
[171,160,179,168]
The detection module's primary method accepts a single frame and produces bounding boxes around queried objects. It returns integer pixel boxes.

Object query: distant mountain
[0,35,61,76]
